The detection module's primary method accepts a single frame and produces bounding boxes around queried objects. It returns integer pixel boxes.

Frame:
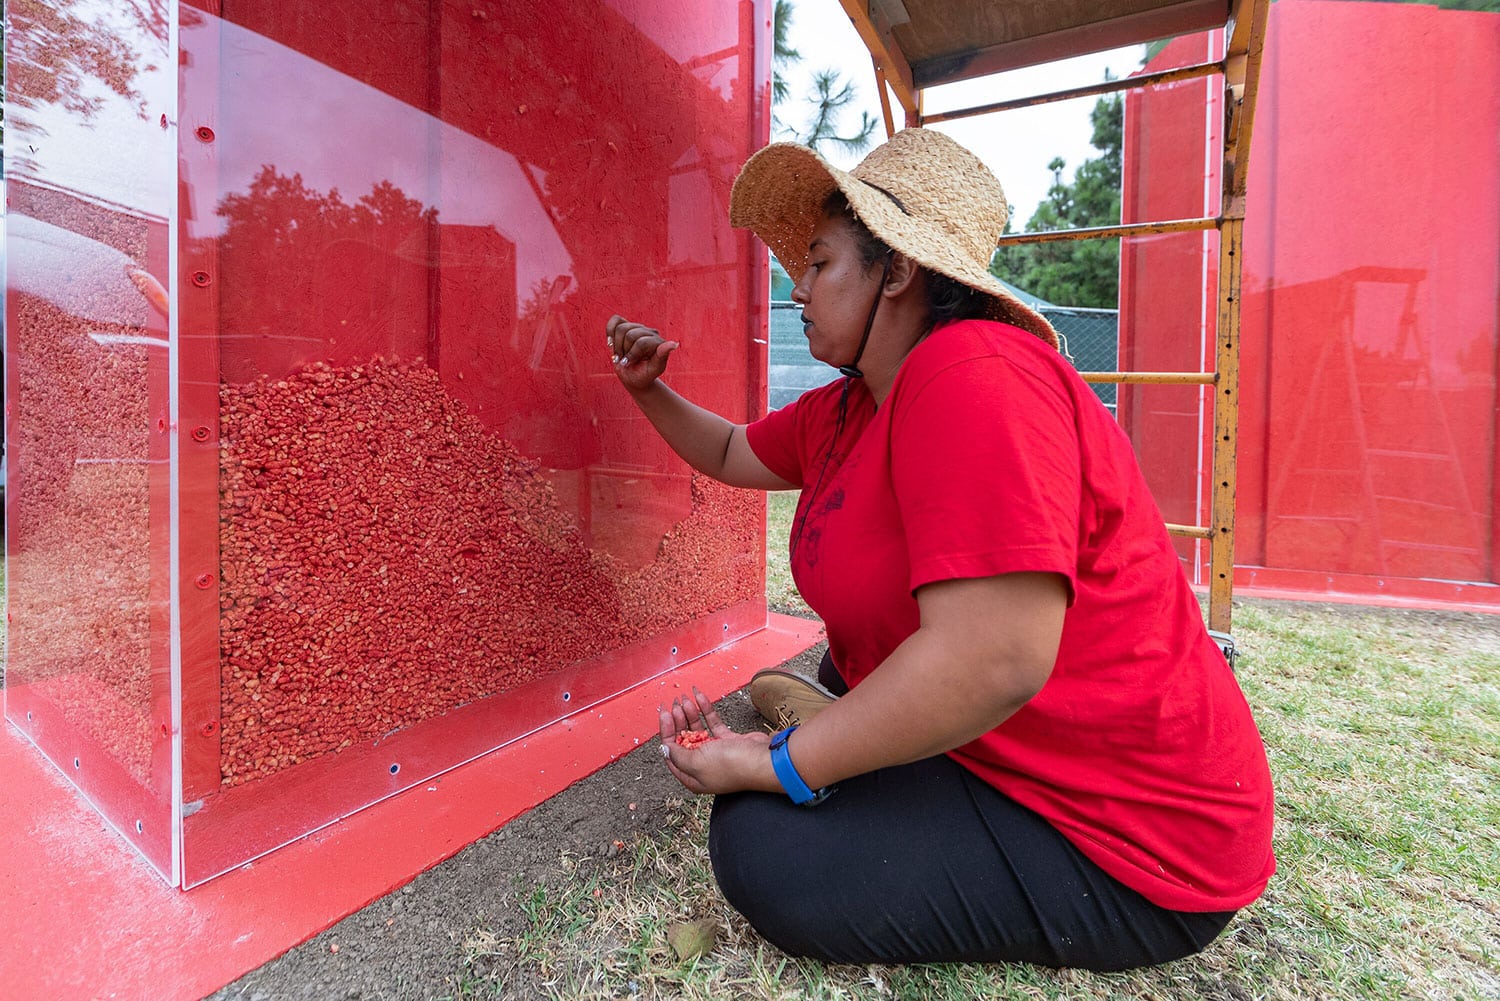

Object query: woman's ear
[883,253,922,297]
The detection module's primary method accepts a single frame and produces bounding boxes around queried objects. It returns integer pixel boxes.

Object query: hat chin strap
[837,251,895,380]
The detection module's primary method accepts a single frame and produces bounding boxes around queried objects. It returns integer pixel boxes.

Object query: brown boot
[748,669,837,730]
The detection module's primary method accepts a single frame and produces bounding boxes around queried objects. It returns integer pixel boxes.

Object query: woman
[605,128,1274,971]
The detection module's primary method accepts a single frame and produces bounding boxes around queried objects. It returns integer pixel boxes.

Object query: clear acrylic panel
[174,0,768,884]
[3,0,177,878]
[5,0,768,887]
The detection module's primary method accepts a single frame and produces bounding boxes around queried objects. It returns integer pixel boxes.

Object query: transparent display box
[4,0,771,887]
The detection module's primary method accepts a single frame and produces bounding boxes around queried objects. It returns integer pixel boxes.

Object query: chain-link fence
[769,301,1121,414]
[1040,305,1119,414]
[769,302,837,409]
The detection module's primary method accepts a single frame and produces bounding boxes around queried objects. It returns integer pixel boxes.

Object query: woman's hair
[821,189,991,328]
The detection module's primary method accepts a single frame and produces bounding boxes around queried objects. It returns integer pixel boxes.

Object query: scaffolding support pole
[1208,0,1270,633]
[1209,217,1244,631]
[873,58,897,138]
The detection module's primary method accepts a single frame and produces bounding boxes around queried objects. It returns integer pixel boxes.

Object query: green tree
[771,0,800,107]
[990,93,1122,308]
[772,0,877,156]
[791,69,878,155]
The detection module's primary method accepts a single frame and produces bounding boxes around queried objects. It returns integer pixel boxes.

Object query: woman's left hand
[658,688,775,796]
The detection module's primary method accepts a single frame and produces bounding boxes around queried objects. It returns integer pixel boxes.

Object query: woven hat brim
[729,143,1058,349]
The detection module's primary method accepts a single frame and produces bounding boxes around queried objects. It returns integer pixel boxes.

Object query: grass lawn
[765,491,809,616]
[471,500,1500,1000]
[6,507,1494,998]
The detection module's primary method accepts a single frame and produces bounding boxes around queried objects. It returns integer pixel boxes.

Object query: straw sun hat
[729,128,1058,350]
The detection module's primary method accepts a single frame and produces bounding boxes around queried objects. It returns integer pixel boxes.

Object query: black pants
[709,653,1234,971]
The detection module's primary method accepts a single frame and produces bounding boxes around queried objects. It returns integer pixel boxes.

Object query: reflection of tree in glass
[218,166,437,262]
[517,277,569,334]
[213,166,438,352]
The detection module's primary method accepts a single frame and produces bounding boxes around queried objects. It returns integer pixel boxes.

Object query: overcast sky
[774,0,1147,226]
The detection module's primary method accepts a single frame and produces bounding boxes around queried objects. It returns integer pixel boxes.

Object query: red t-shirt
[746,318,1275,912]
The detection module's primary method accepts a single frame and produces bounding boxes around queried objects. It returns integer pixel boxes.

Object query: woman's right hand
[607,315,680,393]
[658,687,778,797]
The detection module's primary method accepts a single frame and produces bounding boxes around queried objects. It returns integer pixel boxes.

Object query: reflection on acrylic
[5,218,158,783]
[5,0,767,807]
[1253,267,1489,581]
[1121,8,1499,590]
[1,0,766,886]
[4,0,171,785]
[189,0,765,787]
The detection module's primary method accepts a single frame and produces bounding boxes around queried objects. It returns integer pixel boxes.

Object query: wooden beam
[995,216,1219,245]
[1208,216,1245,632]
[921,60,1222,125]
[1081,371,1217,385]
[1206,0,1268,632]
[909,0,1227,87]
[838,0,919,123]
[872,58,896,138]
[1167,523,1216,540]
[1222,0,1270,199]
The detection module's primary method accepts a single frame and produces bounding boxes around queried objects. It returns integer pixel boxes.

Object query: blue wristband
[769,725,833,806]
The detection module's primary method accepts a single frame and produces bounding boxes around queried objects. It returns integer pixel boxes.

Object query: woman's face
[790,213,885,370]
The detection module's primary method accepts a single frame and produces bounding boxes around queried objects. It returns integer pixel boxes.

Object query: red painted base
[0,613,823,1001]
[1232,566,1500,615]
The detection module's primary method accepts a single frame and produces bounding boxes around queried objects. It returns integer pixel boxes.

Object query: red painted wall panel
[1121,0,1500,605]
[1120,31,1222,576]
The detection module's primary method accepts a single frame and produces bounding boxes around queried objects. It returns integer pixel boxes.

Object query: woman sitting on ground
[605,127,1274,972]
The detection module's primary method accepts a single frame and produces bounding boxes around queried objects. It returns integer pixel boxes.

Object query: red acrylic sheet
[1119,3,1500,602]
[4,0,774,885]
